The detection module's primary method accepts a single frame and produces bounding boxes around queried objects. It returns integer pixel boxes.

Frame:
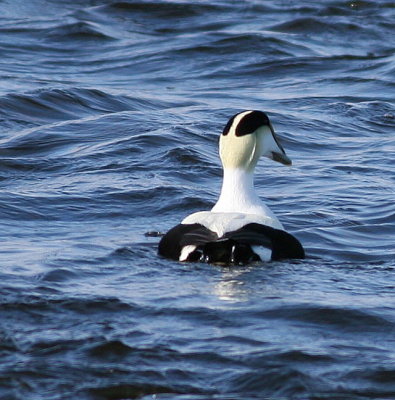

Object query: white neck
[211,168,276,218]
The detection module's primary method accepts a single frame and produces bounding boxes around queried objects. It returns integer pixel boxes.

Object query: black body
[158,222,305,265]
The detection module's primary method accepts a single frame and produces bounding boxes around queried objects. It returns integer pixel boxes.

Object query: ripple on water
[1,0,395,399]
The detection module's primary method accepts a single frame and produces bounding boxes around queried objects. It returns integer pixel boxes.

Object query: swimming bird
[158,110,304,264]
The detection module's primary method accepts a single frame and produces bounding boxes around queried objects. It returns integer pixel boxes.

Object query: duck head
[219,110,291,171]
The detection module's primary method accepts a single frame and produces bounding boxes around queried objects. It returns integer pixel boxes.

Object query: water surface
[1,1,395,399]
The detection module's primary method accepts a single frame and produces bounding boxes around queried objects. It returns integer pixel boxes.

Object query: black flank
[225,223,305,260]
[158,223,217,261]
[159,222,305,264]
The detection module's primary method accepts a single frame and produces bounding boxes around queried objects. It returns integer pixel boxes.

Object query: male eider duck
[158,110,305,265]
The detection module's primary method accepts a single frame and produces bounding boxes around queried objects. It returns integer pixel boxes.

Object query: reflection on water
[212,266,285,303]
[213,269,251,302]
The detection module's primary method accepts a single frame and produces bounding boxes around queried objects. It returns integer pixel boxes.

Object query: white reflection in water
[213,268,252,302]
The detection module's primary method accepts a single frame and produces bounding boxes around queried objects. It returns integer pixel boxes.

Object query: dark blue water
[1,1,395,399]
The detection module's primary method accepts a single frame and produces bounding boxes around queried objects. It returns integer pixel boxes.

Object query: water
[1,1,395,399]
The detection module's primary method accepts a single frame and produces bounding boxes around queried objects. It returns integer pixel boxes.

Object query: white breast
[182,211,283,237]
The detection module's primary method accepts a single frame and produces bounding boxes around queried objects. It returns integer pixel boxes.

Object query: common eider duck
[158,110,305,265]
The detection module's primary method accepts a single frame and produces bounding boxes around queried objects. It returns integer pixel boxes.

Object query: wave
[1,2,395,400]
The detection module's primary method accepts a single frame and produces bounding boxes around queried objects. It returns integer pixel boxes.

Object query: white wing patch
[182,211,282,237]
[179,245,197,261]
[252,246,272,262]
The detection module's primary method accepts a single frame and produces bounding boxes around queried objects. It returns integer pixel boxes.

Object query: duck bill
[269,123,292,166]
[271,151,292,165]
